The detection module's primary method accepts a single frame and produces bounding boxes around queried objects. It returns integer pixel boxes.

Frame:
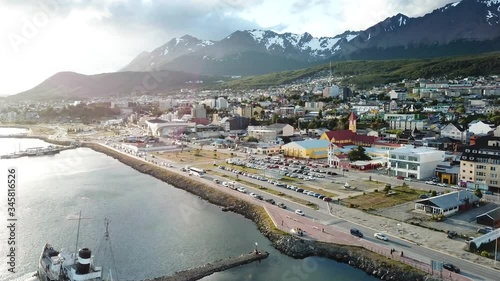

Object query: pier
[143,251,269,281]
[0,145,76,159]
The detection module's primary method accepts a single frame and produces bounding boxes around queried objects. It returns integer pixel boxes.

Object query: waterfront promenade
[93,142,476,281]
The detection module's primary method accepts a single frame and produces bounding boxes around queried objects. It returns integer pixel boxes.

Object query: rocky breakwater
[83,143,441,281]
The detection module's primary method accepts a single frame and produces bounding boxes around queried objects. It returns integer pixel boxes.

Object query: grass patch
[157,149,233,163]
[343,186,427,210]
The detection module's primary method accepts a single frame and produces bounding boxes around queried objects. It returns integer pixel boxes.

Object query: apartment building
[389,146,445,180]
[459,134,500,192]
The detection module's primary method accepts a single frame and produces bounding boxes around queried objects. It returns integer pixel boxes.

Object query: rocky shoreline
[82,142,440,281]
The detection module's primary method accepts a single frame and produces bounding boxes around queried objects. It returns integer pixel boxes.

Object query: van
[350,228,363,238]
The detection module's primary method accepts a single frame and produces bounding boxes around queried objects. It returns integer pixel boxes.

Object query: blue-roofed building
[281,139,330,159]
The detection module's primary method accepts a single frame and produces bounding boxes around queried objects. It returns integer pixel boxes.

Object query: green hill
[218,53,500,89]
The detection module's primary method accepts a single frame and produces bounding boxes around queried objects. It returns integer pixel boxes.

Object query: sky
[0,0,458,96]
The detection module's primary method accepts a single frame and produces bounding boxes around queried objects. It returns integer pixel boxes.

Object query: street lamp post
[255,242,259,254]
[494,229,498,268]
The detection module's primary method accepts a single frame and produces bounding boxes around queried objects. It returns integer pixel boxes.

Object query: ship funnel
[76,248,92,274]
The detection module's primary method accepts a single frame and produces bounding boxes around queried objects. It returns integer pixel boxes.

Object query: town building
[440,123,467,142]
[389,89,408,101]
[281,139,330,159]
[414,190,479,216]
[247,126,278,143]
[191,104,207,119]
[459,135,500,192]
[267,123,295,137]
[468,120,495,136]
[434,162,460,184]
[388,146,445,179]
[476,207,500,228]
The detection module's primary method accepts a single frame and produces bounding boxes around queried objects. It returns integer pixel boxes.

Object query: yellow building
[281,140,330,159]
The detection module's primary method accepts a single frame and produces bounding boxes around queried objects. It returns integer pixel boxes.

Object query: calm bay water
[0,132,377,281]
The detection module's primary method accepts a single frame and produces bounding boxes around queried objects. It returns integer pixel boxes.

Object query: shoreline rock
[82,142,440,281]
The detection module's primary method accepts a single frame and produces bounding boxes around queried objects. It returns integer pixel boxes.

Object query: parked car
[277,203,287,209]
[404,178,413,182]
[443,263,460,273]
[447,230,458,239]
[425,181,436,185]
[374,233,388,241]
[396,176,405,180]
[265,198,275,204]
[237,187,247,193]
[323,197,332,202]
[419,194,429,199]
[295,209,305,216]
[477,228,492,234]
[437,183,447,187]
[350,228,363,238]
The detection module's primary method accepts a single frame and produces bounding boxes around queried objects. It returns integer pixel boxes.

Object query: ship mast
[74,211,82,262]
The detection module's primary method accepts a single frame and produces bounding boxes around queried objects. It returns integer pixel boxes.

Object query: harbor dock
[0,145,76,159]
[143,251,269,281]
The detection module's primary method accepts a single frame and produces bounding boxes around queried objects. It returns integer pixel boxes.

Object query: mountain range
[122,0,500,76]
[9,0,500,100]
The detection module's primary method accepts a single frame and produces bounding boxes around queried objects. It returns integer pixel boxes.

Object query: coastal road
[98,142,499,280]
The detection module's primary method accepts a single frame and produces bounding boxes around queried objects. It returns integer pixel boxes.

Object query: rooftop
[283,139,330,150]
[416,190,479,210]
[390,146,442,155]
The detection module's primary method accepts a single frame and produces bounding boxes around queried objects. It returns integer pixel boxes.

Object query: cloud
[0,0,459,96]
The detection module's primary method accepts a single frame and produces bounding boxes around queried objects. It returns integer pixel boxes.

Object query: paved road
[100,141,499,281]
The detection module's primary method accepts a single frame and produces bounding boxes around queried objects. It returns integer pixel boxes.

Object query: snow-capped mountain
[122,0,500,75]
[121,30,359,72]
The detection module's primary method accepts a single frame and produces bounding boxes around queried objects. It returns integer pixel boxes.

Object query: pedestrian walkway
[96,142,478,281]
[265,206,472,281]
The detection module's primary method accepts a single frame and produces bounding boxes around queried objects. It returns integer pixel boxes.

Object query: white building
[202,98,216,108]
[323,85,340,97]
[216,97,228,109]
[247,126,277,143]
[159,99,177,111]
[352,105,380,114]
[389,146,445,180]
[267,123,295,137]
[440,123,467,142]
[191,104,207,118]
[468,121,495,136]
[389,89,408,101]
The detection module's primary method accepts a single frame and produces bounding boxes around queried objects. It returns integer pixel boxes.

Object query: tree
[348,146,371,162]
[474,188,483,199]
[272,113,280,124]
[317,109,323,119]
[247,136,259,143]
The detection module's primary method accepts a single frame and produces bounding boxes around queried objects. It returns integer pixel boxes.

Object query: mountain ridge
[121,0,500,75]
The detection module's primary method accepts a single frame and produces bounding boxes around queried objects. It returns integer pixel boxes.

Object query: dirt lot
[156,149,233,164]
[375,200,500,238]
[343,186,427,211]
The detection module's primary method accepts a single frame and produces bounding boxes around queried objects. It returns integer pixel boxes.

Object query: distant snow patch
[249,30,266,43]
[265,36,285,49]
[451,1,461,7]
[346,34,358,42]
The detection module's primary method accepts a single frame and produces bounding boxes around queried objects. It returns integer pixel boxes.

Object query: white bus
[187,166,205,177]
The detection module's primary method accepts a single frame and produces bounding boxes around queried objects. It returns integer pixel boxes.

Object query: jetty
[0,145,75,159]
[143,251,269,281]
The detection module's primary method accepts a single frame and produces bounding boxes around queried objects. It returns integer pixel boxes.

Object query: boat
[36,244,103,281]
[33,214,116,281]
